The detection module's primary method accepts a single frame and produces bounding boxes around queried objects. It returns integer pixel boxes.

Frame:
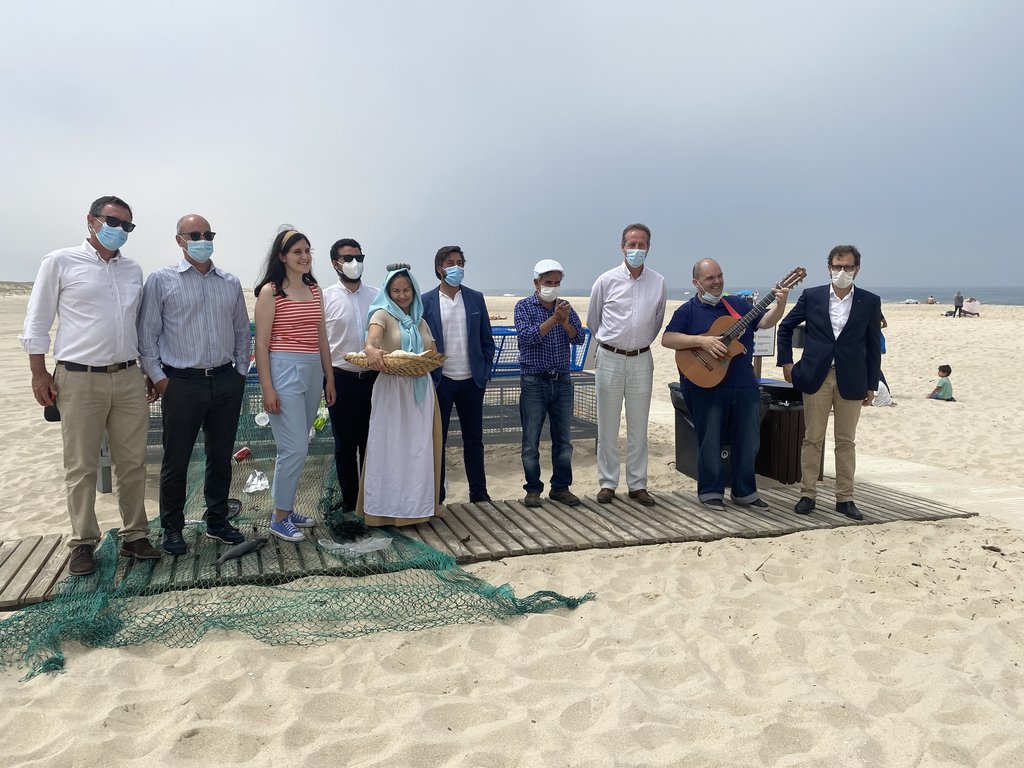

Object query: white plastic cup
[254,411,270,427]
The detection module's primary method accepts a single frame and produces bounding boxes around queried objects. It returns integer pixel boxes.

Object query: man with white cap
[587,223,666,506]
[513,259,585,507]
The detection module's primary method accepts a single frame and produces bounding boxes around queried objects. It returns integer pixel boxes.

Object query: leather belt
[336,367,378,380]
[163,363,235,378]
[59,360,137,373]
[599,343,650,357]
[525,371,567,380]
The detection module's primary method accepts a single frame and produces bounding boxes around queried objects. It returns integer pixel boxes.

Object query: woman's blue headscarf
[367,264,429,403]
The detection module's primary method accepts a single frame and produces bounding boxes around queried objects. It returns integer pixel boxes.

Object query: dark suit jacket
[422,285,496,389]
[776,285,882,400]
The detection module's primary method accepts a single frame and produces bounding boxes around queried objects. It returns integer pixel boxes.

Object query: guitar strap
[721,298,742,320]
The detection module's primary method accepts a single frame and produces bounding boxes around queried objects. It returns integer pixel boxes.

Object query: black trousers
[436,375,488,502]
[159,370,246,532]
[327,368,377,511]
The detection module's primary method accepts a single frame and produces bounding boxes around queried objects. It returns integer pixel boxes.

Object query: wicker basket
[345,350,447,377]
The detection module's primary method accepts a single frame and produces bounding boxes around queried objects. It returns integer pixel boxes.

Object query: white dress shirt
[439,289,472,380]
[324,280,379,371]
[828,284,855,339]
[20,239,144,365]
[587,262,667,350]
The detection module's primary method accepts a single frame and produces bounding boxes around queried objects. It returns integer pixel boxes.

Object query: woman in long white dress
[357,263,443,526]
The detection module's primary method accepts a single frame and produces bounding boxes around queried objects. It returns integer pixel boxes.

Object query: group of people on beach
[20,197,884,577]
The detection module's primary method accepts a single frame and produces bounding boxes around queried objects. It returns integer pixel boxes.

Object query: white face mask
[696,283,724,306]
[340,260,364,280]
[831,269,855,290]
[538,285,560,303]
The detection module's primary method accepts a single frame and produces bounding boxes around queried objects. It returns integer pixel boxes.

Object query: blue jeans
[520,374,574,494]
[684,383,761,503]
[436,375,488,502]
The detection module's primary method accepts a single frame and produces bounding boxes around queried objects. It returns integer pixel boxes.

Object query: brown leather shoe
[68,545,96,576]
[597,488,615,504]
[120,537,162,560]
[549,489,581,506]
[628,489,656,507]
[523,492,543,508]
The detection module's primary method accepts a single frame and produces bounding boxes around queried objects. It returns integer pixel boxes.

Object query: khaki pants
[55,365,150,547]
[800,368,863,502]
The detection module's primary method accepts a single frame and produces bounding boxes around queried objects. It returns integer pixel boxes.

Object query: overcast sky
[2,1,1022,293]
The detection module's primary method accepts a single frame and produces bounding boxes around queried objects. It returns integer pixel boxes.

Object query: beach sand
[1,293,1023,767]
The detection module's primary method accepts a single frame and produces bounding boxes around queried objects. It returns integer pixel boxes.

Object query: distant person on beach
[953,290,964,317]
[926,364,956,401]
[587,223,666,507]
[323,238,378,513]
[962,297,980,317]
[926,295,936,304]
[514,259,585,508]
[19,195,162,576]
[138,214,251,556]
[359,263,442,526]
[662,258,789,510]
[422,245,496,504]
[777,245,882,522]
[255,228,336,542]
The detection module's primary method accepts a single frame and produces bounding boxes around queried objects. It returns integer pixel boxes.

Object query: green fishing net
[0,380,594,680]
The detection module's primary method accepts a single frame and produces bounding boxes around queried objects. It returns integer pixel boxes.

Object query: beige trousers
[54,365,150,547]
[800,368,863,502]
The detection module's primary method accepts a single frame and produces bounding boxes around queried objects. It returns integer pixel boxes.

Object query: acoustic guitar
[676,267,807,388]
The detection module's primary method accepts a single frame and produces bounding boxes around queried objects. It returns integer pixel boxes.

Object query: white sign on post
[753,327,776,357]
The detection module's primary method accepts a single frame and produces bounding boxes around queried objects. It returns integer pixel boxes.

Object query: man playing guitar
[661,259,792,510]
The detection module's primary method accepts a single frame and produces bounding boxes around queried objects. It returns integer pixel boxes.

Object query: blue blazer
[776,284,882,400]
[422,285,496,389]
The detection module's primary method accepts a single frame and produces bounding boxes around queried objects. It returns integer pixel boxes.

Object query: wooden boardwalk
[0,480,975,612]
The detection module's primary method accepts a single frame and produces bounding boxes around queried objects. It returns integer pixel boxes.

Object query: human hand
[365,347,387,372]
[263,390,281,414]
[31,370,58,406]
[701,335,728,359]
[554,300,570,323]
[324,380,337,407]
[771,286,790,303]
[862,391,874,406]
[782,363,794,383]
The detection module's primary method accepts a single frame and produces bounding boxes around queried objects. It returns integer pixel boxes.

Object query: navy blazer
[776,284,882,400]
[422,285,496,389]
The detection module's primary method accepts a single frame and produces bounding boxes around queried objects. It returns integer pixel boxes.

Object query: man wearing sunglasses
[323,238,379,512]
[138,214,251,555]
[422,245,496,504]
[777,245,882,521]
[20,196,161,576]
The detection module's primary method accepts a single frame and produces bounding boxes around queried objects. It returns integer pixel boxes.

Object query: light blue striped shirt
[137,259,251,383]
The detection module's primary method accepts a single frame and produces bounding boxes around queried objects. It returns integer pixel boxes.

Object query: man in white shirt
[20,196,162,576]
[587,223,667,506]
[323,238,379,512]
[422,246,496,503]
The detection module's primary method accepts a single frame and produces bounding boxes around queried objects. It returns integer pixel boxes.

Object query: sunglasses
[333,253,365,262]
[94,215,136,233]
[178,231,216,241]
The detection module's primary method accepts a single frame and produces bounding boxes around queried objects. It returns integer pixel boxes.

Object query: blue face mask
[444,265,465,287]
[186,240,214,263]
[624,249,647,268]
[94,222,129,251]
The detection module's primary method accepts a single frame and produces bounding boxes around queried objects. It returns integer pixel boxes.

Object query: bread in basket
[345,349,447,377]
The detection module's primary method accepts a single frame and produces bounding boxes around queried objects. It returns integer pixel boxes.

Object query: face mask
[538,286,560,303]
[93,221,129,251]
[443,265,465,287]
[831,269,855,290]
[624,249,647,268]
[696,284,724,306]
[185,240,214,263]
[340,259,364,280]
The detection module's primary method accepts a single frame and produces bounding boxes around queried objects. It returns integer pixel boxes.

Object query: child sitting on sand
[926,364,956,402]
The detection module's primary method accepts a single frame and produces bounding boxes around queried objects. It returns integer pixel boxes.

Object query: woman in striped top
[255,228,336,542]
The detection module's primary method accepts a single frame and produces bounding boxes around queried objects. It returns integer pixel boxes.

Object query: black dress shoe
[700,498,726,509]
[836,501,864,521]
[745,498,770,509]
[469,494,492,503]
[794,496,816,514]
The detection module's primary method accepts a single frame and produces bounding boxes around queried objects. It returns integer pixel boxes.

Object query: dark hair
[330,238,362,261]
[621,223,651,247]
[89,196,132,218]
[434,245,465,280]
[255,228,317,297]
[828,245,861,267]
[938,364,952,376]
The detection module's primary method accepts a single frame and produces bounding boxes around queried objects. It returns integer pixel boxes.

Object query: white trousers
[595,347,654,491]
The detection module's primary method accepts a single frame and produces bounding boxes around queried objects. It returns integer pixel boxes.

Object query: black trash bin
[753,379,822,484]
